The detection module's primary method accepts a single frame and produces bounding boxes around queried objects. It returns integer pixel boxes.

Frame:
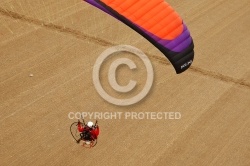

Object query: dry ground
[0,0,250,165]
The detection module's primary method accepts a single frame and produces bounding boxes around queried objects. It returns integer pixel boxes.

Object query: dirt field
[1,0,250,165]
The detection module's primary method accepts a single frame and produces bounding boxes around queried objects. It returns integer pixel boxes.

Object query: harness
[80,127,93,141]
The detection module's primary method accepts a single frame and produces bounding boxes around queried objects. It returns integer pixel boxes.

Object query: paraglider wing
[84,0,194,74]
